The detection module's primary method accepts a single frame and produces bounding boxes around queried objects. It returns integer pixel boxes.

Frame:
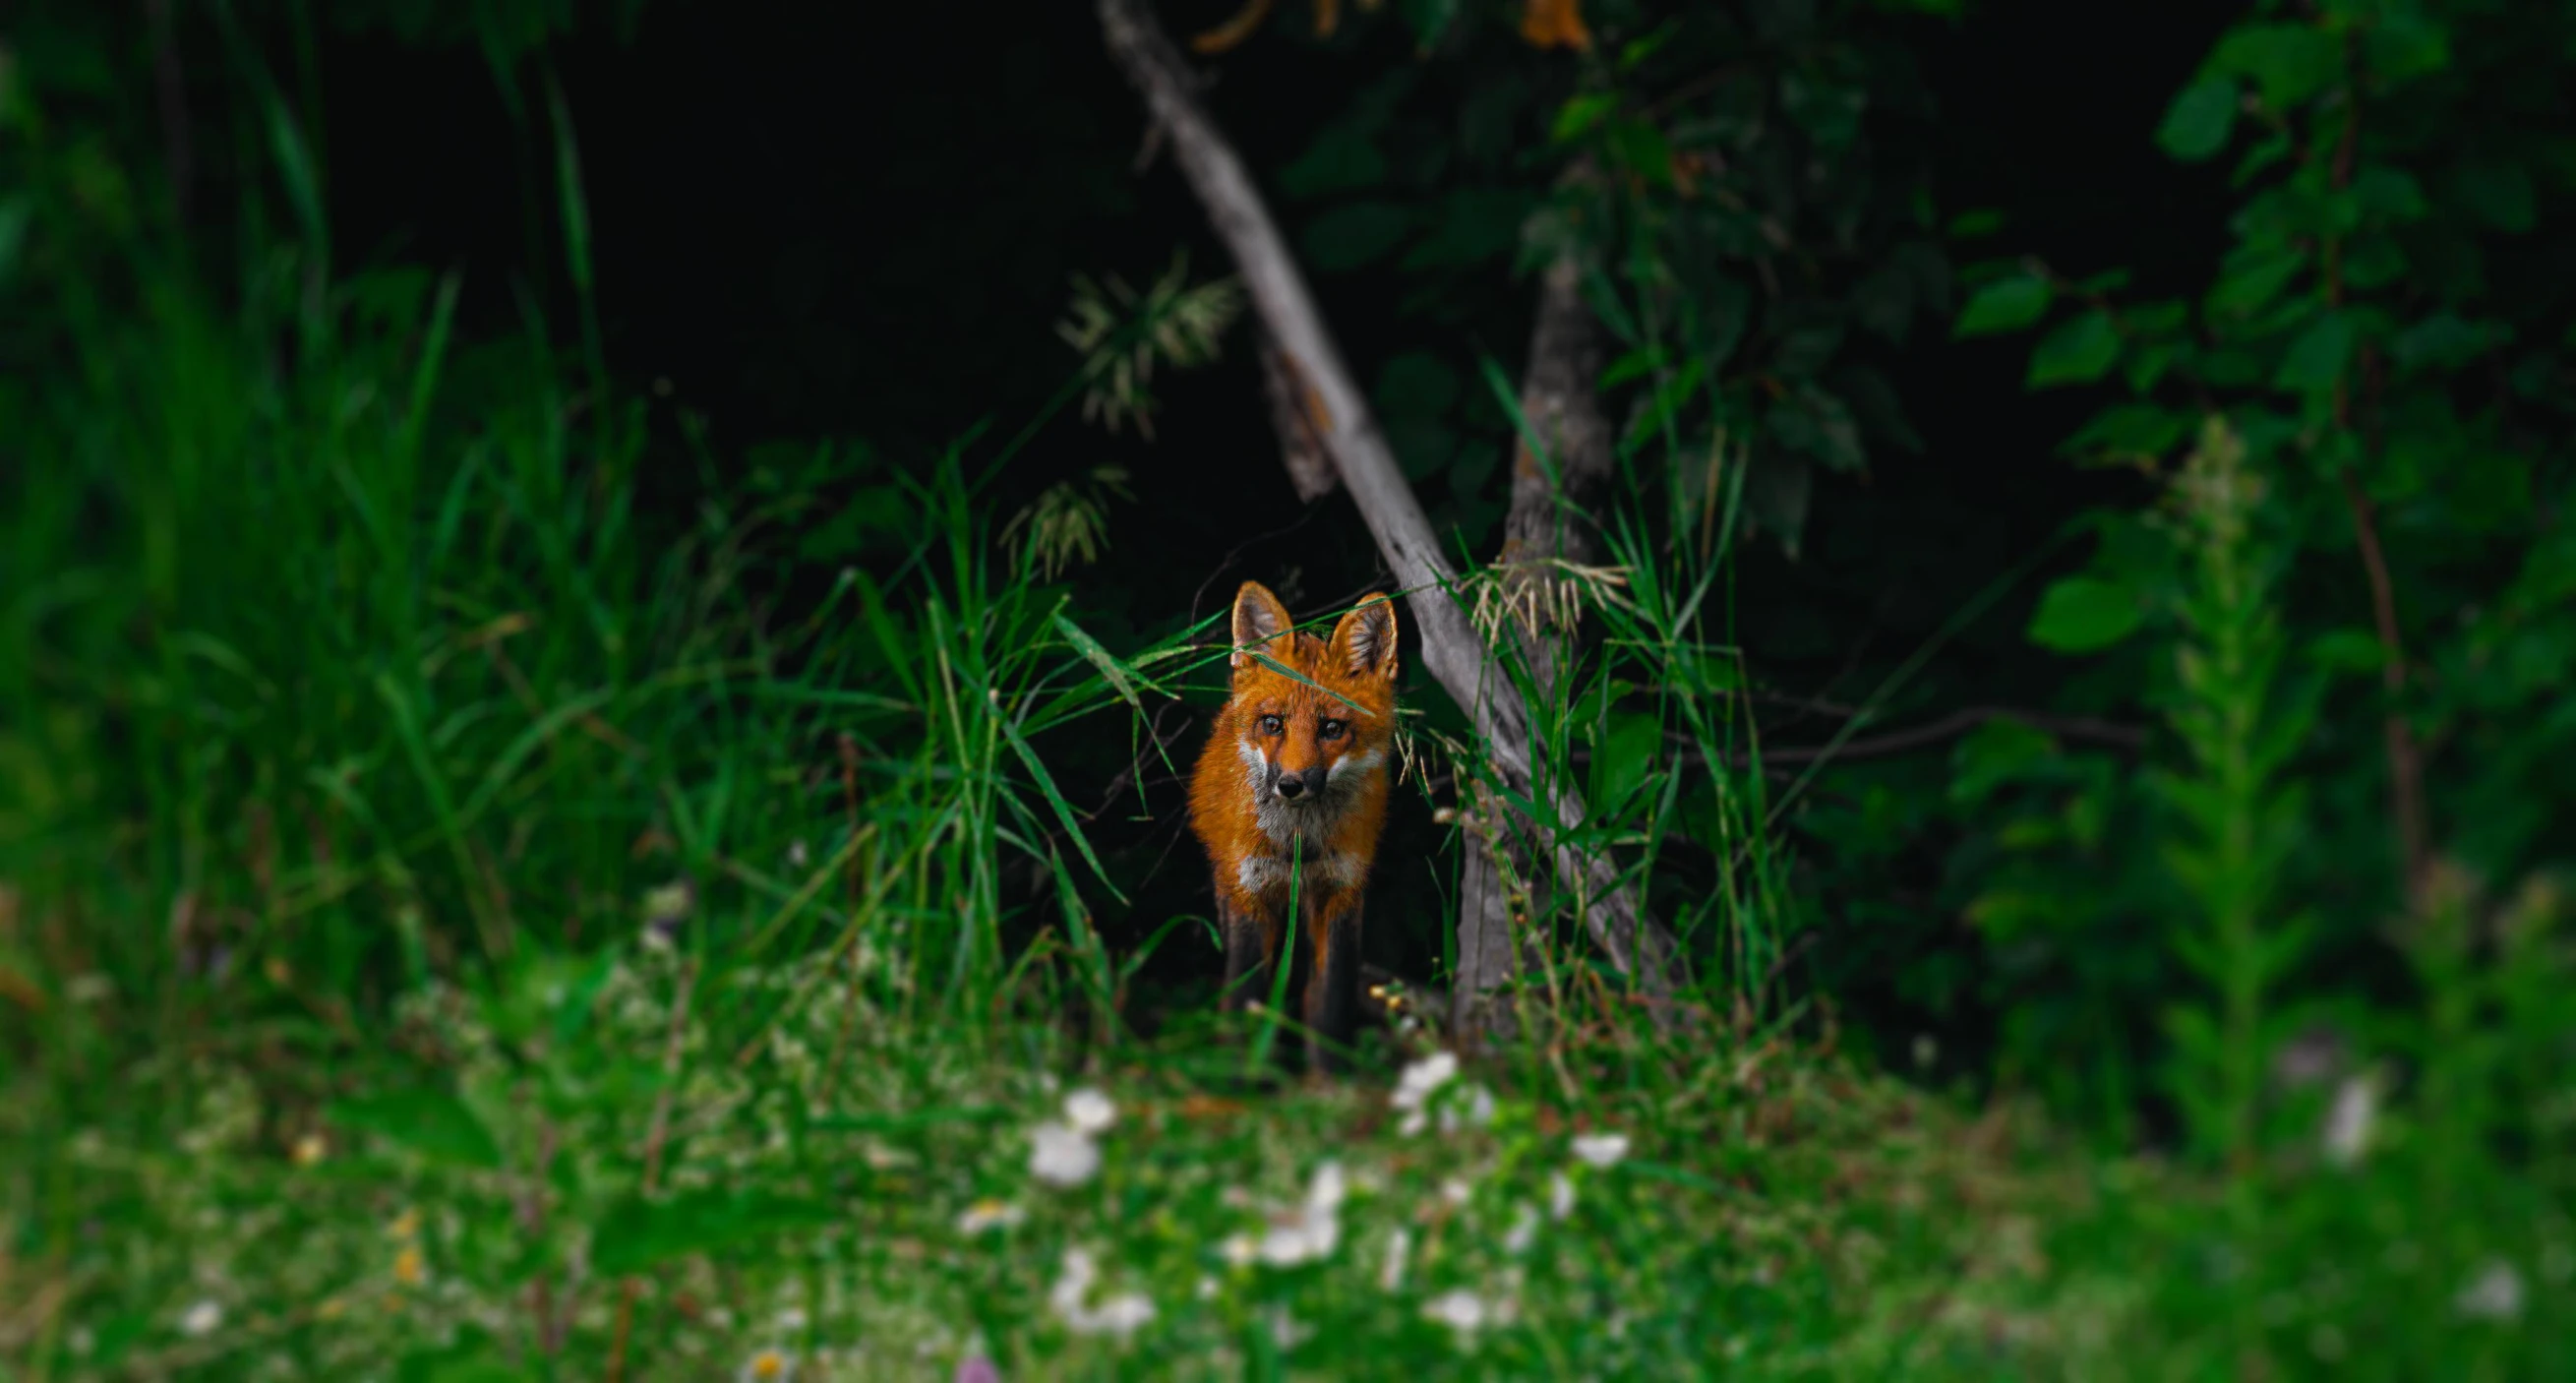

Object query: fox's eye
[1319,719,1346,740]
[1260,714,1284,736]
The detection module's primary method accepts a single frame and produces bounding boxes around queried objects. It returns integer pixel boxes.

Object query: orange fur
[1187,580,1399,1070]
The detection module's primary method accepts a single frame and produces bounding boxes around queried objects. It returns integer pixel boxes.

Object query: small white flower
[1219,1232,1258,1269]
[956,1198,1027,1234]
[1422,1288,1489,1336]
[1049,1246,1155,1340]
[776,1306,809,1333]
[1548,1171,1576,1222]
[1314,1158,1349,1205]
[2455,1259,2526,1322]
[1503,1202,1540,1256]
[2321,1074,2377,1169]
[1063,1087,1116,1136]
[1380,1228,1412,1292]
[1196,1274,1220,1300]
[1439,1175,1472,1208]
[788,839,810,870]
[1439,1083,1497,1134]
[179,1298,222,1337]
[1048,1246,1100,1315]
[1029,1122,1101,1188]
[1255,1159,1349,1266]
[1391,1051,1460,1135]
[1570,1132,1631,1169]
[1084,1292,1156,1339]
[739,1346,797,1382]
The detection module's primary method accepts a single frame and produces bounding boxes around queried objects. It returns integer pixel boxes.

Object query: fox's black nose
[1275,775,1306,800]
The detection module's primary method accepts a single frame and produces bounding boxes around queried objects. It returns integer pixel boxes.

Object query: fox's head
[1224,580,1399,817]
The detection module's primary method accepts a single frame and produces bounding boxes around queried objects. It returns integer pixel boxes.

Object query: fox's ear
[1229,581,1293,669]
[1330,594,1399,682]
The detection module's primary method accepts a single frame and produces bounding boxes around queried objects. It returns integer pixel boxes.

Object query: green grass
[3,117,2570,1383]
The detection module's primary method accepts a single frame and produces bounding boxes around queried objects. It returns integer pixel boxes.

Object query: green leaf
[2352,165,2428,222]
[1947,209,2006,239]
[1552,92,1619,143]
[2026,576,2144,653]
[0,196,32,288]
[2366,10,2451,81]
[2391,314,2510,375]
[2062,402,2189,466]
[1300,203,1412,272]
[2211,25,2343,110]
[2025,311,2122,388]
[2205,246,2306,320]
[590,1190,837,1277]
[2156,79,2239,162]
[1953,274,2052,338]
[1278,125,1389,201]
[329,1088,505,1169]
[2271,311,2356,393]
[2455,158,2537,234]
[1590,711,1664,818]
[1603,118,1674,187]
[2307,629,2388,674]
[1767,384,1866,473]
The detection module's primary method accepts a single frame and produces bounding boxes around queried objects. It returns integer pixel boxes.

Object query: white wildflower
[776,1306,809,1333]
[179,1298,222,1337]
[2455,1259,2526,1322]
[1379,1228,1412,1292]
[1440,1083,1497,1134]
[1391,1051,1460,1135]
[1257,1159,1348,1266]
[2321,1073,2377,1169]
[1049,1246,1155,1340]
[1029,1122,1101,1188]
[1570,1132,1631,1169]
[1440,1175,1473,1208]
[739,1346,796,1382]
[956,1198,1027,1234]
[1219,1232,1258,1269]
[1503,1202,1540,1256]
[1196,1275,1220,1300]
[1422,1288,1489,1336]
[1548,1171,1576,1222]
[1063,1087,1116,1136]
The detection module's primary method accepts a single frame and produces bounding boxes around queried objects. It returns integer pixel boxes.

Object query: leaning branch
[1097,0,1690,1011]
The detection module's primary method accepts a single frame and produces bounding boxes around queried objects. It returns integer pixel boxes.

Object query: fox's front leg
[1302,892,1364,1074]
[1218,892,1282,1013]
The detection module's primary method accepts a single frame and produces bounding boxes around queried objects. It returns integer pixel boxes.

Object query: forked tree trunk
[1098,0,1690,1027]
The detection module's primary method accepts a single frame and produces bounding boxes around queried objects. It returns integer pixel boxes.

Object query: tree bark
[1453,248,1618,1041]
[1256,327,1339,502]
[1097,0,1690,1023]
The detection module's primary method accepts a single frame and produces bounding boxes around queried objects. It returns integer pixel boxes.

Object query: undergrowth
[1,23,2569,1380]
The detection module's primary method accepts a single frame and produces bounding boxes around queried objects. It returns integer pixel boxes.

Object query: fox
[1188,579,1400,1073]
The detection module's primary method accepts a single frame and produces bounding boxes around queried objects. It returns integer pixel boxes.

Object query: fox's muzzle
[1271,765,1330,802]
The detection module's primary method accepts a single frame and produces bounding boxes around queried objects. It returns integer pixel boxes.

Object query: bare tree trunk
[1256,327,1339,502]
[1098,0,1690,1023]
[1453,247,1617,1041]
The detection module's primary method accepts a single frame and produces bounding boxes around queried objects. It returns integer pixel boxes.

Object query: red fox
[1188,580,1399,1071]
